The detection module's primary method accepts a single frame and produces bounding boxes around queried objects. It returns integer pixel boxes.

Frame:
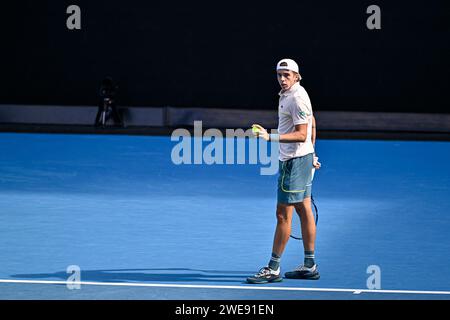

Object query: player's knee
[275,206,290,224]
[294,200,313,219]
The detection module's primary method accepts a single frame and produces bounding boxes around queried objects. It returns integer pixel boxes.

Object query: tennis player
[247,58,321,284]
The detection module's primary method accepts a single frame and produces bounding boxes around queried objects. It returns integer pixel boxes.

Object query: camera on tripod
[95,76,124,127]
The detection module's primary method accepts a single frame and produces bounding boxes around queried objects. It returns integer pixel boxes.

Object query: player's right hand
[251,124,269,141]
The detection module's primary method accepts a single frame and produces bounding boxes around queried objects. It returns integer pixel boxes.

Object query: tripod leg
[95,108,102,126]
[101,110,106,127]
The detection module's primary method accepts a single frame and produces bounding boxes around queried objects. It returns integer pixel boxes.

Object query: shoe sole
[284,273,320,280]
[246,277,283,284]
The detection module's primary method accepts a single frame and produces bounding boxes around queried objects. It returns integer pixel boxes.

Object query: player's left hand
[251,124,269,141]
[313,155,321,169]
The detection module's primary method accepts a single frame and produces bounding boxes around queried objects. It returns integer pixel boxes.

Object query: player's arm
[278,124,307,143]
[251,124,306,142]
[312,115,321,169]
[312,115,317,147]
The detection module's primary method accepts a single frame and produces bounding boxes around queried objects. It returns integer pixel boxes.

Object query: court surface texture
[0,132,449,300]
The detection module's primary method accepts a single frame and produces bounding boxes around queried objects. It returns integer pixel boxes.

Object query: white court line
[1,279,450,296]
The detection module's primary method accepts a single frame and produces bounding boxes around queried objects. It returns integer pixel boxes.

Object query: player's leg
[285,197,320,280]
[271,203,295,262]
[246,204,293,284]
[295,197,316,255]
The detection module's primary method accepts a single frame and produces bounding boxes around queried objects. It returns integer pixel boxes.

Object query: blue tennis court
[1,132,450,299]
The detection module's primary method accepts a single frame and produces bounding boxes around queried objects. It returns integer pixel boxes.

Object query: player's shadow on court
[11,268,254,284]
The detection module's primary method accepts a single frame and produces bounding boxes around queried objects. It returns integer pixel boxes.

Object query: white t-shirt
[277,82,315,161]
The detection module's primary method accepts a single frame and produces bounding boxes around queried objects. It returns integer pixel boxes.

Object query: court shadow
[11,267,255,284]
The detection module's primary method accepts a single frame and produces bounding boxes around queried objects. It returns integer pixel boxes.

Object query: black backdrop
[2,0,449,112]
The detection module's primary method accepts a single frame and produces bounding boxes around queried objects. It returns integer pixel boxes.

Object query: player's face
[277,70,297,91]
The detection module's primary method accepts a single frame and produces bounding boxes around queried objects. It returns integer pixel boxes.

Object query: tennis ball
[252,126,260,134]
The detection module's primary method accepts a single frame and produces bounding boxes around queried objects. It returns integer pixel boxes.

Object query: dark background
[1,0,449,112]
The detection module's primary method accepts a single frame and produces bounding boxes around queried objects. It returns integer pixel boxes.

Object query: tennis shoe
[246,266,282,284]
[284,264,320,280]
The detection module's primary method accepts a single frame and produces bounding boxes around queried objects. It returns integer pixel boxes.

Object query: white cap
[276,58,299,73]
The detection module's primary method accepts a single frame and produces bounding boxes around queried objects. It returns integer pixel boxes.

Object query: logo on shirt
[298,110,306,118]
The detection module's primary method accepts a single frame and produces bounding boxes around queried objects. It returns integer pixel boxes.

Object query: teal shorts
[277,153,314,204]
